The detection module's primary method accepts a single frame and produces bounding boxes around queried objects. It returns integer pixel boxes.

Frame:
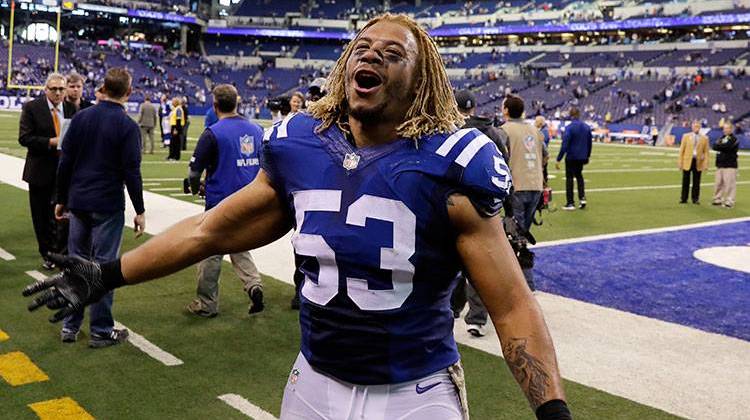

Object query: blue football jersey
[262,113,511,385]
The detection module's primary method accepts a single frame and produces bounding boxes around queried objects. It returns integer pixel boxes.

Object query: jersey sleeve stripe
[455,134,492,167]
[435,128,474,157]
[276,112,297,139]
[263,126,275,141]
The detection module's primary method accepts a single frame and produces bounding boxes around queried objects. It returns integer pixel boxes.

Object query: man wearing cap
[450,89,508,337]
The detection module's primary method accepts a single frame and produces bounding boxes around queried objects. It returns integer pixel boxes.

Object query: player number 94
[292,190,416,311]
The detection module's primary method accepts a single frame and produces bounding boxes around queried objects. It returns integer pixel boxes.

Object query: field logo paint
[693,244,750,274]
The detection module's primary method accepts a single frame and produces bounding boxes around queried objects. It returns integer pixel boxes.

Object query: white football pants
[280,353,466,420]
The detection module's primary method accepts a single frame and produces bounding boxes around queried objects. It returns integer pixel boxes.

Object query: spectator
[55,67,145,347]
[204,105,218,128]
[500,94,546,291]
[556,107,592,210]
[678,120,709,204]
[181,97,190,151]
[712,122,739,208]
[137,96,159,154]
[185,84,264,317]
[18,73,75,270]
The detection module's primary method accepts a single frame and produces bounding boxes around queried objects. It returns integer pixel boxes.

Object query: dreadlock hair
[308,13,465,140]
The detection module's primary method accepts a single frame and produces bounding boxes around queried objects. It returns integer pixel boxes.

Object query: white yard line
[142,182,162,187]
[169,193,192,197]
[149,187,182,192]
[143,178,183,182]
[581,167,746,174]
[2,150,749,418]
[113,321,184,366]
[25,270,47,281]
[586,180,750,193]
[533,216,750,248]
[218,394,278,420]
[0,247,15,261]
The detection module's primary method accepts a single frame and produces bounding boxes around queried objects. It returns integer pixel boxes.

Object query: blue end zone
[534,221,750,341]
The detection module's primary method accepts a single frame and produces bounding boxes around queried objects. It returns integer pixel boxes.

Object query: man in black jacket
[712,122,739,208]
[18,73,75,269]
[64,73,93,112]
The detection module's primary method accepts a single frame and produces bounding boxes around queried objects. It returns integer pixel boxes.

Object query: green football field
[0,110,747,419]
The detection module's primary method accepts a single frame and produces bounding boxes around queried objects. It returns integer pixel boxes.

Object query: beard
[345,78,412,126]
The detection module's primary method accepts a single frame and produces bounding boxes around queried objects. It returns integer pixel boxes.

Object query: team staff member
[64,73,93,112]
[18,73,75,270]
[678,120,709,204]
[25,14,569,420]
[167,97,185,160]
[556,107,592,210]
[55,67,145,347]
[500,94,545,291]
[712,122,739,208]
[185,84,264,317]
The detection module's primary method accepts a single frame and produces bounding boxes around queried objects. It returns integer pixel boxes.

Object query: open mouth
[353,69,383,94]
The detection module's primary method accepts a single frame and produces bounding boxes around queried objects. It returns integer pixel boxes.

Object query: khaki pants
[713,167,737,205]
[140,126,155,154]
[196,252,261,313]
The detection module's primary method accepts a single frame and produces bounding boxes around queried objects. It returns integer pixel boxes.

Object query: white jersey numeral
[293,190,417,311]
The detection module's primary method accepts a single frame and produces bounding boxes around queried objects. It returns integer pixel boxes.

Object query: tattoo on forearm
[503,337,551,409]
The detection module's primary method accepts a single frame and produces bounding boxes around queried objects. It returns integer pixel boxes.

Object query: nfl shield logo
[343,153,360,170]
[523,135,536,152]
[240,135,255,155]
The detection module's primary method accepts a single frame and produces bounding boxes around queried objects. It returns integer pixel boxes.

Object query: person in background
[290,91,305,113]
[712,122,739,208]
[500,94,545,291]
[307,78,327,102]
[64,73,93,112]
[137,96,159,154]
[449,88,508,335]
[159,94,171,148]
[18,73,75,270]
[185,84,265,317]
[55,67,145,347]
[181,96,191,151]
[556,107,592,210]
[168,97,184,161]
[678,120,709,204]
[205,104,218,128]
[535,115,551,184]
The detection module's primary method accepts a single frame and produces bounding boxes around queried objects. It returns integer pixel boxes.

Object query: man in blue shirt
[556,107,592,210]
[204,105,218,128]
[185,84,264,317]
[54,67,145,347]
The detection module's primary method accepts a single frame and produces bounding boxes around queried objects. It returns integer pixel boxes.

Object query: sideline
[2,151,748,419]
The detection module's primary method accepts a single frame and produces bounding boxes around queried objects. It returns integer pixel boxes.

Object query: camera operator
[268,96,291,123]
[184,84,265,317]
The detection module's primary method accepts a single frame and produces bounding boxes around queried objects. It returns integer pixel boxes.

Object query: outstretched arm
[448,193,567,415]
[24,170,292,320]
[121,169,291,283]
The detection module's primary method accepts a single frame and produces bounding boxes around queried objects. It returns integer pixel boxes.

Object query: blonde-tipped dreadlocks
[308,13,465,140]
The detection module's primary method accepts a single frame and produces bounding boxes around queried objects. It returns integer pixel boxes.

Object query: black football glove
[22,253,125,323]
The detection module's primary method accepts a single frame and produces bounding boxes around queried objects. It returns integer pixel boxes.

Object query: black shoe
[693,200,700,205]
[679,200,687,204]
[290,295,300,310]
[579,199,587,209]
[41,259,56,271]
[248,286,264,314]
[89,328,129,348]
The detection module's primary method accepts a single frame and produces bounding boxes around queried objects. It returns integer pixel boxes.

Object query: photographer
[184,84,265,317]
[268,96,291,123]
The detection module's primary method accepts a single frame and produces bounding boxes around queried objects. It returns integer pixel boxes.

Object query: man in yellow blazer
[678,120,710,204]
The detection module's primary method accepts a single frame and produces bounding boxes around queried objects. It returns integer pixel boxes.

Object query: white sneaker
[562,204,576,211]
[579,199,587,209]
[466,324,487,337]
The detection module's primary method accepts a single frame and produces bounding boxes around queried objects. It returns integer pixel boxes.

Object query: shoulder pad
[413,128,512,213]
[263,112,319,142]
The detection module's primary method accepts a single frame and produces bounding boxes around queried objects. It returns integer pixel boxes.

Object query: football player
[24,14,570,420]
